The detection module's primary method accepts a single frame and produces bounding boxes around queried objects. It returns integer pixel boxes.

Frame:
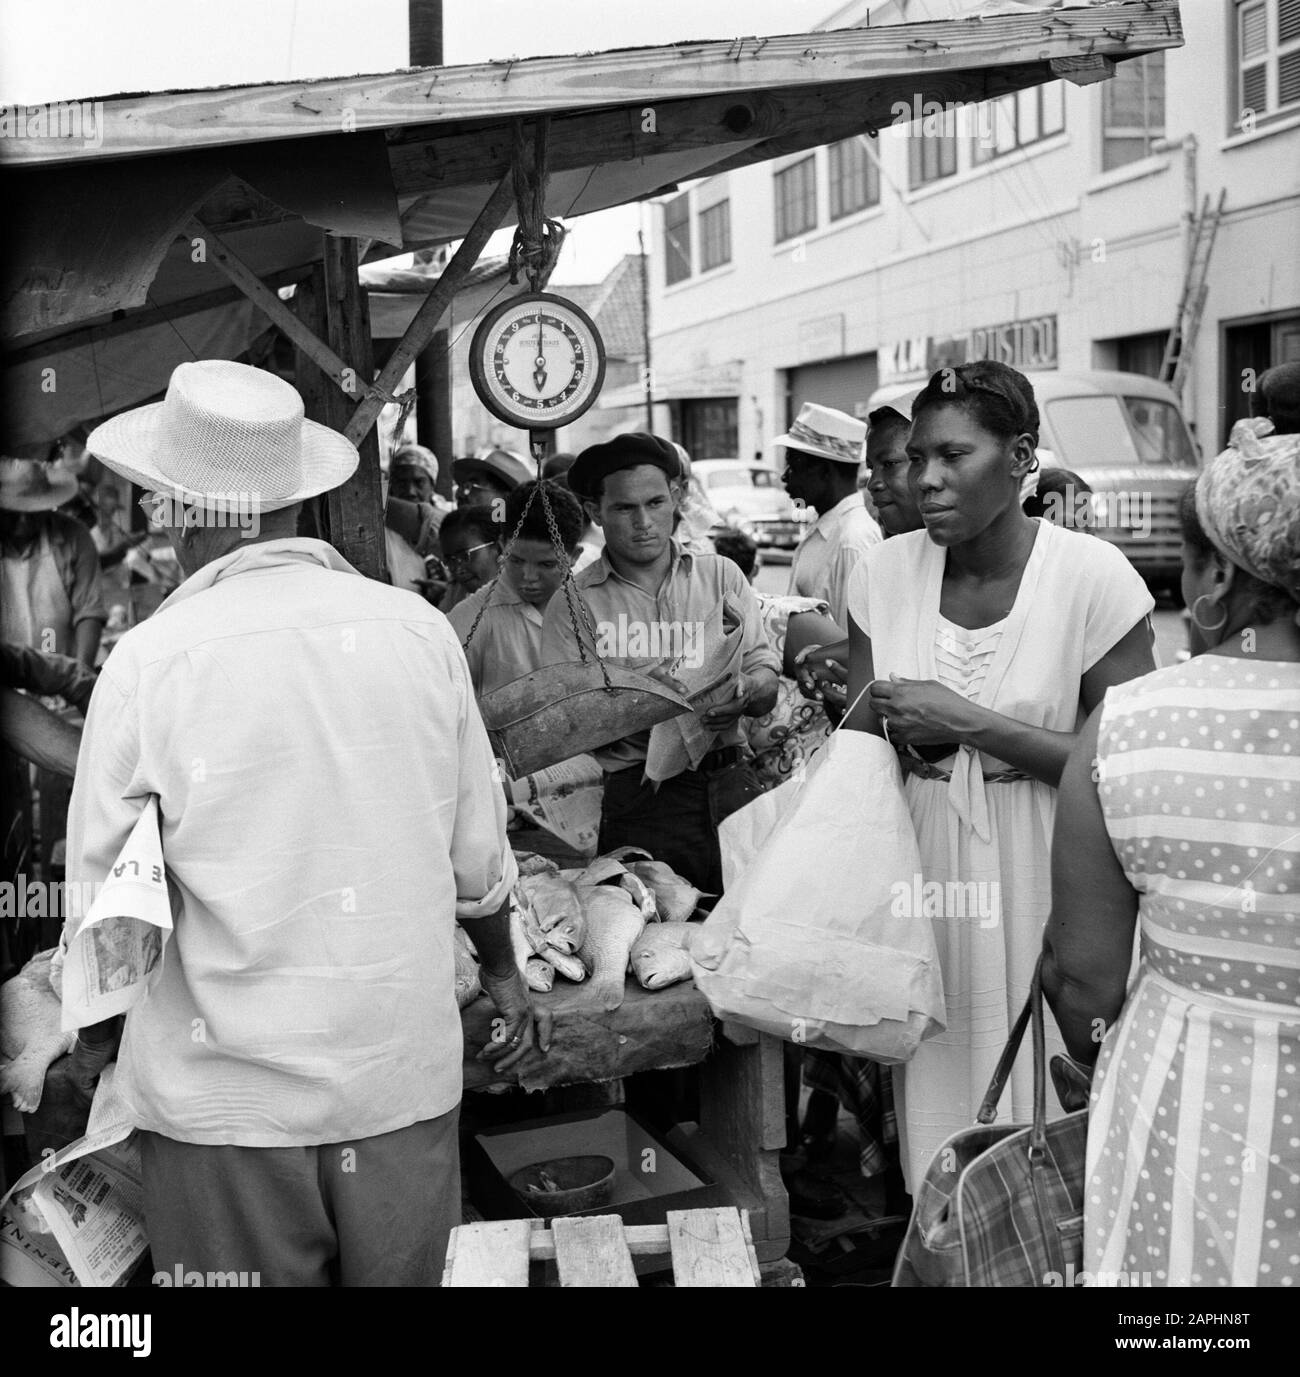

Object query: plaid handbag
[893,959,1087,1287]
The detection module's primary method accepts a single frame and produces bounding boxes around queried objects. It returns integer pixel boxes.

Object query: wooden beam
[9,1,1184,165]
[2,267,313,366]
[343,172,513,447]
[322,236,387,579]
[186,216,365,403]
[1050,55,1117,86]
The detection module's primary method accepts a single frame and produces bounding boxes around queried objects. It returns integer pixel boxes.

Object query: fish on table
[630,923,699,992]
[577,885,645,1012]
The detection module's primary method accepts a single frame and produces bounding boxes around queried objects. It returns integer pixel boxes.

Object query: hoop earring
[1189,593,1228,634]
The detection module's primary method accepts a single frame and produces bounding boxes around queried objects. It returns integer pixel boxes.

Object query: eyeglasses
[137,492,168,528]
[442,541,497,571]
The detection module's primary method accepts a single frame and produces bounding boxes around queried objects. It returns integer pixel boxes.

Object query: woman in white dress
[843,361,1156,1186]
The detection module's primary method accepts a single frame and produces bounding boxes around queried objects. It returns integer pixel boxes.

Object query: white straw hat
[773,402,866,465]
[86,360,359,511]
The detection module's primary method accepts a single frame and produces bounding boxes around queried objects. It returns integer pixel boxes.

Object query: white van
[867,370,1201,591]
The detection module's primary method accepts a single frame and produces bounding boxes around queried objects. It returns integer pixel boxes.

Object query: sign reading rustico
[880,314,1057,383]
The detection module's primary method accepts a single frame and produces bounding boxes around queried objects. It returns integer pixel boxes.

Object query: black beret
[566,433,683,501]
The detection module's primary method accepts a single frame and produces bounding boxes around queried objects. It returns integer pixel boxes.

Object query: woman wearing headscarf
[842,361,1157,1186]
[1042,395,1300,1286]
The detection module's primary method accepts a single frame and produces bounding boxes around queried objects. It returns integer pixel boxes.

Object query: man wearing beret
[541,434,780,893]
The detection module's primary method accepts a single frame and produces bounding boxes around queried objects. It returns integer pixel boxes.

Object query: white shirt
[788,492,882,633]
[447,577,545,696]
[65,538,516,1147]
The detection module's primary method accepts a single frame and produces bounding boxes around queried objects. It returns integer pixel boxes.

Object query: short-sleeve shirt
[789,492,882,633]
[447,578,544,696]
[540,540,780,772]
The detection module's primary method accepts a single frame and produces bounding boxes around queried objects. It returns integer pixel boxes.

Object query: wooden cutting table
[461,977,790,1262]
[24,977,790,1263]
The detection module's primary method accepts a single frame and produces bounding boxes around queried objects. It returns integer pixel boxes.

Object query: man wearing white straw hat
[777,402,882,632]
[63,360,549,1286]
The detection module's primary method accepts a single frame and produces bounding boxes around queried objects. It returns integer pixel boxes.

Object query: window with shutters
[698,200,731,272]
[1234,0,1300,129]
[664,193,692,285]
[828,137,880,218]
[970,82,1067,165]
[774,157,817,242]
[1100,52,1166,170]
[908,107,959,186]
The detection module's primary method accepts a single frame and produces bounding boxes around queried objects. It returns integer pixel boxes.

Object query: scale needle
[533,315,547,392]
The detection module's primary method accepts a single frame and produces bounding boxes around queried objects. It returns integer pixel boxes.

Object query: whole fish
[524,957,555,993]
[0,950,75,1114]
[617,870,658,925]
[453,928,481,1009]
[575,854,632,887]
[515,851,559,878]
[578,886,645,1011]
[509,897,547,974]
[540,945,586,983]
[628,860,710,923]
[630,923,698,991]
[543,910,586,957]
[519,873,586,942]
[605,845,653,863]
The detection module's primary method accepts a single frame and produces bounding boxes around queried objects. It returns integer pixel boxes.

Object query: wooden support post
[321,235,387,580]
[343,173,514,448]
[292,265,331,543]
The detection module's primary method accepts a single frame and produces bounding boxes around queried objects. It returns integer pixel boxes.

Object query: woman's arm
[898,616,1157,787]
[1040,705,1139,1063]
[842,612,885,736]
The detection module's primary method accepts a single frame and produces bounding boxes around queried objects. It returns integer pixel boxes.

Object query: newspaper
[510,754,604,857]
[0,1066,143,1288]
[644,598,746,783]
[62,795,173,1029]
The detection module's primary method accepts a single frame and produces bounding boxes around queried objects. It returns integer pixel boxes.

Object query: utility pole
[638,214,654,433]
[408,1,454,497]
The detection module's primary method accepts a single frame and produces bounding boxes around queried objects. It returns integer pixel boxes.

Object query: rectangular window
[971,82,1067,165]
[908,107,958,186]
[774,157,817,242]
[680,399,738,460]
[1101,52,1166,171]
[828,136,880,219]
[1235,0,1300,127]
[698,199,731,272]
[664,193,691,286]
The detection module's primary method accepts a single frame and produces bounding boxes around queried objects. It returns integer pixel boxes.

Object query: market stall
[1,2,1185,1283]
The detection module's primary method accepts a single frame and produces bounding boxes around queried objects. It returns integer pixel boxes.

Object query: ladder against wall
[1159,190,1227,399]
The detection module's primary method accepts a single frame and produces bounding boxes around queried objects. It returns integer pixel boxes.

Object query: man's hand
[477,964,553,1075]
[65,1019,121,1108]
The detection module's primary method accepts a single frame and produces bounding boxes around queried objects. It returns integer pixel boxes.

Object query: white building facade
[648,0,1300,463]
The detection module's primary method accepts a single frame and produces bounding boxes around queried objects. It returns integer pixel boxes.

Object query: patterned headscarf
[1194,417,1300,609]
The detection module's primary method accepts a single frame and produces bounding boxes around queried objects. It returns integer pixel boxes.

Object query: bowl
[508,1154,616,1217]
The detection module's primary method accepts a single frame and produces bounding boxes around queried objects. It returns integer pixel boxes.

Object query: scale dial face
[469,292,607,431]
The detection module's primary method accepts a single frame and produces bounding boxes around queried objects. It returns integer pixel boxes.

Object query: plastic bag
[692,730,945,1062]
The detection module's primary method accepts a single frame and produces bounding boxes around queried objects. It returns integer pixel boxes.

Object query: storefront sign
[880,315,1058,383]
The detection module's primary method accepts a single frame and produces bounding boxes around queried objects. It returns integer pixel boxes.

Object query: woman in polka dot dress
[1044,399,1300,1287]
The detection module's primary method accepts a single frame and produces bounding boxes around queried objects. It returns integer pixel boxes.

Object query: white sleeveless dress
[847,520,1154,1186]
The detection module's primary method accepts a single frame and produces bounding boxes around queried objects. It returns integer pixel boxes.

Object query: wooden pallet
[443,1206,761,1287]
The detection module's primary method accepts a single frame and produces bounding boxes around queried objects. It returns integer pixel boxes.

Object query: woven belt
[897,751,1030,784]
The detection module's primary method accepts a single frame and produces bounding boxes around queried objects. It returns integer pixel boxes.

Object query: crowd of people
[0,351,1296,1288]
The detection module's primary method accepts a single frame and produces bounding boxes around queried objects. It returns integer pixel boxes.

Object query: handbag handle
[974,952,1049,1141]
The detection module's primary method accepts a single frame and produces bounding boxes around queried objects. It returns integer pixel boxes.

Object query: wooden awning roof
[1,0,1182,448]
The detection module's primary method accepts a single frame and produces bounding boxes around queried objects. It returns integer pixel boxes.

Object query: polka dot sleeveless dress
[1089,655,1300,1286]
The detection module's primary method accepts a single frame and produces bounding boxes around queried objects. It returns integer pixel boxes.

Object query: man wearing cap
[452,446,532,511]
[541,434,779,893]
[779,402,882,632]
[63,360,549,1286]
[383,443,451,597]
[0,458,106,666]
